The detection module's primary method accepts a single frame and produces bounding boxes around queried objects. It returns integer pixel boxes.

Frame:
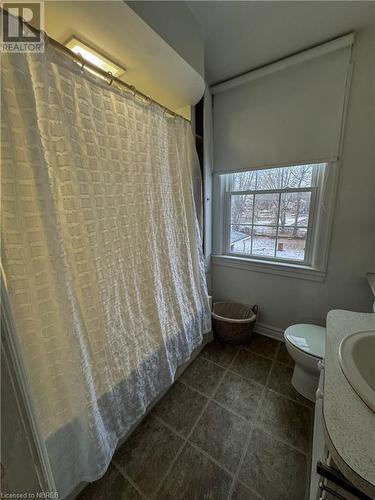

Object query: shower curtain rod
[3,9,190,123]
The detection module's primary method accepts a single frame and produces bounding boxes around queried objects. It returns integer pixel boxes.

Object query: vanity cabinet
[310,360,372,500]
[310,365,325,499]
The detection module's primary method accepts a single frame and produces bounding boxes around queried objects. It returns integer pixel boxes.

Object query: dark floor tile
[268,362,314,407]
[276,342,294,367]
[214,371,263,421]
[231,481,262,500]
[77,464,142,500]
[243,334,280,359]
[179,356,225,397]
[200,340,238,368]
[239,428,307,500]
[152,381,207,436]
[190,400,250,473]
[231,349,272,386]
[157,443,232,500]
[113,415,183,496]
[257,390,312,452]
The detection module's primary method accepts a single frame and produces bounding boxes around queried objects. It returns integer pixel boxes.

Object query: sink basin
[339,330,375,412]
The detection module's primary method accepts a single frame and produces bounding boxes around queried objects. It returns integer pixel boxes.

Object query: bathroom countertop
[324,310,375,496]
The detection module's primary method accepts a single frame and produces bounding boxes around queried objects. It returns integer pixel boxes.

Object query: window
[222,163,327,265]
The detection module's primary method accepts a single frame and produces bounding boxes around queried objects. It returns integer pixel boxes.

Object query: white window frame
[212,162,337,282]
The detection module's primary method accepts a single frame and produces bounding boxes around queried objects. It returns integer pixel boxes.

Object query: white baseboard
[254,322,284,341]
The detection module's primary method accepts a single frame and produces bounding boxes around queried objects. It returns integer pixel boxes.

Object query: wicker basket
[212,302,258,344]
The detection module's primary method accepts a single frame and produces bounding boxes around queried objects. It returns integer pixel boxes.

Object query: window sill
[211,255,326,282]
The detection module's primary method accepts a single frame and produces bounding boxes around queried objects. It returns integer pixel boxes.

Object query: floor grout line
[112,459,150,500]
[227,342,281,499]
[171,380,311,455]
[236,478,267,500]
[193,353,237,371]
[265,372,315,409]
[152,414,189,441]
[201,345,277,364]
[188,441,236,477]
[178,378,253,423]
[154,347,243,498]
[192,351,313,410]
[109,340,313,500]
[203,396,251,422]
[151,440,188,499]
[227,367,267,388]
[158,346,313,497]
[152,412,244,480]
[198,343,313,409]
[229,367,313,410]
[252,422,310,456]
[266,387,314,409]
[239,346,278,362]
[178,375,227,397]
[111,345,236,499]
[180,353,268,394]
[225,368,265,388]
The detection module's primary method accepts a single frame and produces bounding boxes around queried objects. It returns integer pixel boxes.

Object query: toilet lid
[284,324,326,358]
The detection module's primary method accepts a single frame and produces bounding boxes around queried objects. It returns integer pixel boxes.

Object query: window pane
[231,195,254,224]
[281,165,313,188]
[255,168,283,190]
[276,227,307,261]
[254,193,279,225]
[232,171,256,191]
[230,225,252,254]
[252,226,276,258]
[279,191,311,227]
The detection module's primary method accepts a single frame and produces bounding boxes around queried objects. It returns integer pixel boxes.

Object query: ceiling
[187,1,375,84]
[31,1,204,114]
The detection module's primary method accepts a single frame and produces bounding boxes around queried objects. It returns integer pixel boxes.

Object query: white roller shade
[212,34,354,173]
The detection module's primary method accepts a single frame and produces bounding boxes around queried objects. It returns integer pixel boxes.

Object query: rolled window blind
[212,34,354,173]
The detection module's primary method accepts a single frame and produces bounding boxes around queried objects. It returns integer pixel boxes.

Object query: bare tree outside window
[227,164,323,262]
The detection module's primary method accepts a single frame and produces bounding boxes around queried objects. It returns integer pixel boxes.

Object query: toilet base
[291,363,319,402]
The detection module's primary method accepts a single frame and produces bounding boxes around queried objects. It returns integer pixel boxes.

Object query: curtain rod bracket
[107,71,114,86]
[76,52,85,71]
[41,30,49,48]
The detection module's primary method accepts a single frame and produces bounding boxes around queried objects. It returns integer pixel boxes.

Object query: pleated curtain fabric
[1,47,211,497]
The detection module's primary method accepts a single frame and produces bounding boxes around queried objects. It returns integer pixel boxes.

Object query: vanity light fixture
[65,37,126,77]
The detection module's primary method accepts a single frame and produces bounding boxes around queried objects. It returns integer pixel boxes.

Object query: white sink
[339,330,375,412]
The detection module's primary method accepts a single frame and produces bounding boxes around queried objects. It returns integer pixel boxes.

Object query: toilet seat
[284,324,325,359]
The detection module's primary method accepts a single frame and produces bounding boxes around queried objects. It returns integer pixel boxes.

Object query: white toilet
[284,324,326,402]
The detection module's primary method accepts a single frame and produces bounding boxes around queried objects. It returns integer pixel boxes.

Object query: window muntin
[226,164,325,264]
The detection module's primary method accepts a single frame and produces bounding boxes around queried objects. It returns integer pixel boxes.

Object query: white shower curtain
[1,46,211,497]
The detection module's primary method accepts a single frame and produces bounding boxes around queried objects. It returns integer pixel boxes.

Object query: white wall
[211,23,375,332]
[203,87,213,291]
[127,1,204,79]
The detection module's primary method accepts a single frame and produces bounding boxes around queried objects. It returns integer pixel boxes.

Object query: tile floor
[78,335,314,500]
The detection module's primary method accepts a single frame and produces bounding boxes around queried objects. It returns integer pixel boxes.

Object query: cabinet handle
[319,480,348,500]
[317,462,372,500]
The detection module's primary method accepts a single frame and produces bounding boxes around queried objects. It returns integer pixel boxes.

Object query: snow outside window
[223,164,327,265]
